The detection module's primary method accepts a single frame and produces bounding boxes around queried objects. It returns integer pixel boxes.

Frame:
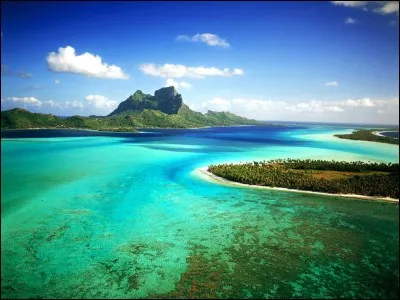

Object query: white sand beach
[195,167,399,203]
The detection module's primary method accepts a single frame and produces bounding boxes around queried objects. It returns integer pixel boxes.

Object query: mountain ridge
[1,86,263,131]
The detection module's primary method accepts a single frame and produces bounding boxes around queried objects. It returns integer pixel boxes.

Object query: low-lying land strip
[207,159,399,200]
[335,129,399,145]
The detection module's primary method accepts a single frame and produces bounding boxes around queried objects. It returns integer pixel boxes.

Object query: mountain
[1,87,262,131]
[109,86,183,116]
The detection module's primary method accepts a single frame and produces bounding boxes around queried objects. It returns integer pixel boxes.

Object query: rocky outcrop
[108,86,183,116]
[155,86,183,114]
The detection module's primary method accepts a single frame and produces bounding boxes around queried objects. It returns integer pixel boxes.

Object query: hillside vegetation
[1,87,262,131]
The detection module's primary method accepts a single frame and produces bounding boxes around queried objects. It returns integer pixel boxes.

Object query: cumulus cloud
[345,17,357,24]
[140,63,244,79]
[54,79,60,85]
[325,81,339,86]
[165,78,192,89]
[193,96,398,124]
[85,95,118,110]
[176,33,230,48]
[331,1,399,15]
[47,46,129,79]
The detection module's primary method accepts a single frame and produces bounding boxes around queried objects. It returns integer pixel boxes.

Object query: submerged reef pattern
[2,187,398,299]
[1,126,399,298]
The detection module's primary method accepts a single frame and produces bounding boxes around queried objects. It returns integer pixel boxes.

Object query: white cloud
[179,81,192,89]
[345,98,375,107]
[6,96,41,106]
[375,1,399,14]
[65,101,84,109]
[47,46,129,79]
[42,100,64,109]
[345,17,357,24]
[165,78,192,89]
[85,95,118,110]
[201,97,232,112]
[140,63,244,79]
[325,81,339,86]
[54,79,60,84]
[332,1,399,15]
[195,96,398,124]
[176,33,230,48]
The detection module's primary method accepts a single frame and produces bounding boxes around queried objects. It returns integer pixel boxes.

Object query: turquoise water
[1,125,399,298]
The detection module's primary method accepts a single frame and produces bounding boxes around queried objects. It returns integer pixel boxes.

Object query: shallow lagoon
[1,124,399,298]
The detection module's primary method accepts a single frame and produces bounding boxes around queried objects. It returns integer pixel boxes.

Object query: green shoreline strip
[207,159,399,199]
[335,129,399,145]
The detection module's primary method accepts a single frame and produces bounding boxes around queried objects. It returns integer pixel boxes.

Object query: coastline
[372,131,399,139]
[195,167,399,203]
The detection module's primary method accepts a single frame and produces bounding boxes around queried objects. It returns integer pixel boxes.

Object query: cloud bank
[190,97,399,124]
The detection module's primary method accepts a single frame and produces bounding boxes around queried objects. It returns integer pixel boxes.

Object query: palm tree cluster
[208,159,399,198]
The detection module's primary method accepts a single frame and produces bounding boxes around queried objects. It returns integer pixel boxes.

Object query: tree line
[208,159,399,198]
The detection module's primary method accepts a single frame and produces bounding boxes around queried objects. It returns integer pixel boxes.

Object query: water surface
[1,125,399,298]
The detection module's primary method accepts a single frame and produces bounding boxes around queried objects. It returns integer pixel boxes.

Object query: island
[335,129,399,145]
[0,86,262,132]
[205,159,399,200]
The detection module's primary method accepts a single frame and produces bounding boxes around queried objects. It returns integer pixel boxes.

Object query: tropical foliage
[208,159,399,198]
[335,129,399,145]
[1,105,261,131]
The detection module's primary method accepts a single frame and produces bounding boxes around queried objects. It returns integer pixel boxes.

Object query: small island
[206,159,399,200]
[335,129,399,145]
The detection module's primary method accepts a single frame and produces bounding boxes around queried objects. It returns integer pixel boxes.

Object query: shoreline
[195,167,399,203]
[372,131,399,139]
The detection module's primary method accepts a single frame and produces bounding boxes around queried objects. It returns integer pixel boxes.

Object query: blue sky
[1,1,399,124]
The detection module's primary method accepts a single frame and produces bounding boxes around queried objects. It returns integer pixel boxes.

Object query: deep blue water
[380,131,399,138]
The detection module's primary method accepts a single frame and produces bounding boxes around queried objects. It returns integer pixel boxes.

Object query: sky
[1,1,399,124]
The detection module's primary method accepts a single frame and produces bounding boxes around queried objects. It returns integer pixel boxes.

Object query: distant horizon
[1,1,399,124]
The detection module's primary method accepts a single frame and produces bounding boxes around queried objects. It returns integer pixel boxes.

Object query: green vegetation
[1,86,262,131]
[0,108,138,132]
[208,159,399,199]
[1,104,261,132]
[335,129,399,145]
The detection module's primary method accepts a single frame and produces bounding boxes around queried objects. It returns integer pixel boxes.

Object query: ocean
[1,124,399,298]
